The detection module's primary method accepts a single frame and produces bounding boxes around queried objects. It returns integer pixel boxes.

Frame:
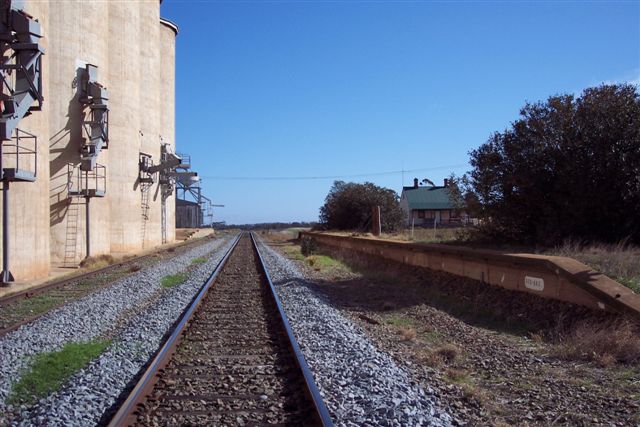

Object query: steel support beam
[85,196,90,259]
[1,180,13,285]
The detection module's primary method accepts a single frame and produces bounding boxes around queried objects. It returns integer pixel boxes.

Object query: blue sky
[161,0,640,225]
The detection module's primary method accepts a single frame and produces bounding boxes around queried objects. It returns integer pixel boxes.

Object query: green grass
[11,295,59,318]
[160,272,188,288]
[281,245,306,261]
[423,330,442,342]
[619,277,640,294]
[444,368,469,384]
[8,339,110,405]
[305,254,352,275]
[385,315,414,327]
[191,257,207,265]
[308,255,341,267]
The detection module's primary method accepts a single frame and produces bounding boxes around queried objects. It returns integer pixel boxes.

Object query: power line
[199,164,468,181]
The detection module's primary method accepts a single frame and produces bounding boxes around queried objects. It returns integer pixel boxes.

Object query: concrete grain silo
[0,0,178,285]
[106,2,143,255]
[160,18,178,245]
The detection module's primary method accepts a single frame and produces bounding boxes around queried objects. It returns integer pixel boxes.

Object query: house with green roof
[400,178,466,226]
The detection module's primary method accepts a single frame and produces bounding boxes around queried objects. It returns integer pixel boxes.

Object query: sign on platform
[524,276,544,291]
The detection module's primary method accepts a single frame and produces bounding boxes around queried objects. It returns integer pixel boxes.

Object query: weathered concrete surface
[0,1,50,281]
[301,232,640,319]
[0,1,178,284]
[48,1,111,264]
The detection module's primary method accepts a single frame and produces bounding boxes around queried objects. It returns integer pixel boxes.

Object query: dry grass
[399,327,417,341]
[458,382,490,406]
[127,264,142,273]
[328,227,468,244]
[435,344,460,363]
[79,254,115,269]
[381,227,469,244]
[263,231,293,244]
[445,368,467,382]
[529,331,544,343]
[552,318,640,365]
[418,344,461,366]
[550,240,640,293]
[418,349,443,366]
[264,228,309,242]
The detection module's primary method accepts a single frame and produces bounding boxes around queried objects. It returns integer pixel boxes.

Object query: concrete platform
[301,231,640,319]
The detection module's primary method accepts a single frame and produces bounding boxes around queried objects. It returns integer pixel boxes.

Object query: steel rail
[108,232,333,426]
[0,234,214,308]
[107,232,242,427]
[251,232,334,427]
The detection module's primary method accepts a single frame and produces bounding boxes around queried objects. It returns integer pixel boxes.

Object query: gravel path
[256,239,453,427]
[0,234,237,425]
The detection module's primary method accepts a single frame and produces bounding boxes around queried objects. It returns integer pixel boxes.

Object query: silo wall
[0,1,51,280]
[106,3,142,255]
[160,18,178,244]
[138,2,162,250]
[47,0,111,264]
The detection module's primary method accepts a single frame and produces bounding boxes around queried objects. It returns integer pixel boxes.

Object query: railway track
[0,234,217,337]
[109,233,332,426]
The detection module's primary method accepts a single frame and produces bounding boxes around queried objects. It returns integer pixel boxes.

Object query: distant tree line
[464,83,640,245]
[217,221,317,230]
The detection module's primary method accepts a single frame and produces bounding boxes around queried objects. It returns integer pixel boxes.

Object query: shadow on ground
[306,246,618,336]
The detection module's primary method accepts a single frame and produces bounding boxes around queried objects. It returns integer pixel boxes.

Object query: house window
[425,210,435,219]
[417,210,425,219]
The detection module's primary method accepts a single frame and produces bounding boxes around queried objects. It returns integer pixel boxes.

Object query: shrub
[319,181,404,232]
[300,236,318,257]
[467,84,640,245]
[79,254,115,269]
[552,318,640,365]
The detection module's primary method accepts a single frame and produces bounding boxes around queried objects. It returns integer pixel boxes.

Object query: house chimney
[413,178,419,188]
[444,178,449,187]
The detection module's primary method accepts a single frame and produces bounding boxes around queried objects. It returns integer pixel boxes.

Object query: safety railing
[176,152,191,168]
[67,163,106,196]
[1,128,37,178]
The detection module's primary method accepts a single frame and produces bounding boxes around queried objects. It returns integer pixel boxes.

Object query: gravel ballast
[256,239,453,426]
[0,234,237,425]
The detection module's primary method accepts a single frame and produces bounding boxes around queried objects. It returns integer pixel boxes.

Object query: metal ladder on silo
[140,182,151,249]
[160,200,167,244]
[62,200,80,267]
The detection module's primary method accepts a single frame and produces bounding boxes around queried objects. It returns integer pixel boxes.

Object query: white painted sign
[524,276,544,291]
